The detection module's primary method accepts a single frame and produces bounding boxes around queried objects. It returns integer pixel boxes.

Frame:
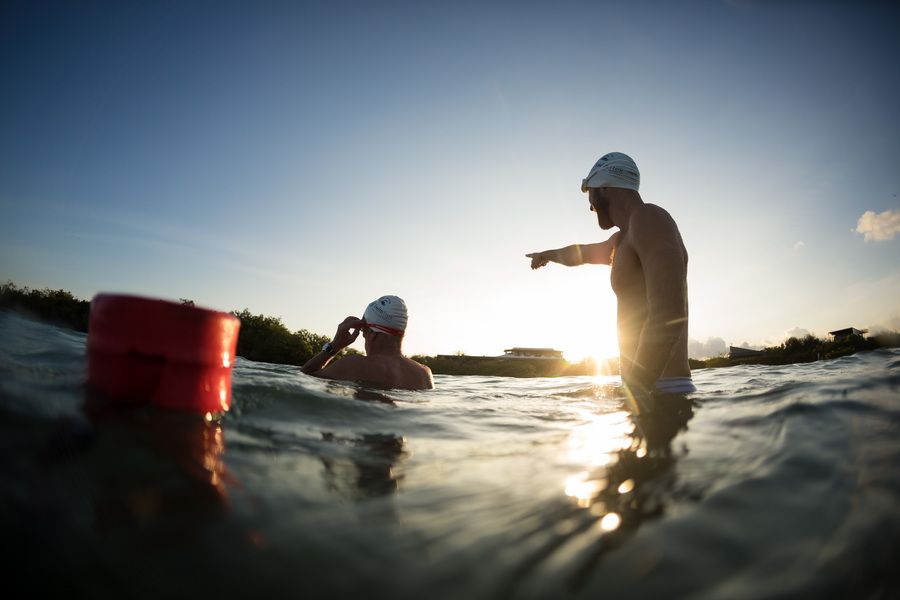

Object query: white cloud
[869,314,900,335]
[688,336,727,359]
[737,327,813,349]
[855,209,900,242]
[785,326,811,340]
[793,241,805,250]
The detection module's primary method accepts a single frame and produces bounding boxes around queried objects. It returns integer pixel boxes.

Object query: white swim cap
[581,152,640,192]
[362,295,408,336]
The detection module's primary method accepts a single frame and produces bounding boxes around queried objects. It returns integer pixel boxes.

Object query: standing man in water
[301,295,434,390]
[526,152,694,400]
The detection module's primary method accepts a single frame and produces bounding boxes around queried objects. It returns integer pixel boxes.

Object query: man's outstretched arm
[627,207,688,393]
[526,232,620,269]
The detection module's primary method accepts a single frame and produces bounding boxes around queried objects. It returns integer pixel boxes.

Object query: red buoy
[87,294,241,415]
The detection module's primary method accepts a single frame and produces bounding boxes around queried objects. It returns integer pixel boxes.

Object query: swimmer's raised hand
[526,252,549,270]
[332,316,364,350]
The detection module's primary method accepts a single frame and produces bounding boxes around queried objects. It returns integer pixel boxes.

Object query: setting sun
[564,337,619,365]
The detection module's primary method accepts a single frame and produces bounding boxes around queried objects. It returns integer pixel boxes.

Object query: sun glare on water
[562,408,633,529]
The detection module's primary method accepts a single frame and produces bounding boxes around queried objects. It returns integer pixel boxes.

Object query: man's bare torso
[610,204,691,384]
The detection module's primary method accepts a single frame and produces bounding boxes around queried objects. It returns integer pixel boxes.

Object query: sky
[2,0,899,361]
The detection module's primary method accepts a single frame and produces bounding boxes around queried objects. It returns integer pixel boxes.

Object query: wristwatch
[321,342,336,356]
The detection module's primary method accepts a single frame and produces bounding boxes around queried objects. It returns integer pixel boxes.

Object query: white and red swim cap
[581,152,640,192]
[363,295,408,336]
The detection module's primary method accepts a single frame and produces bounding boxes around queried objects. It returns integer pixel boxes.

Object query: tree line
[0,282,337,366]
[411,355,605,378]
[230,309,340,365]
[689,331,899,369]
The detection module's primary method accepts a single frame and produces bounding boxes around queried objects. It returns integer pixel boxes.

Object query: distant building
[729,346,764,359]
[502,347,564,359]
[828,327,867,342]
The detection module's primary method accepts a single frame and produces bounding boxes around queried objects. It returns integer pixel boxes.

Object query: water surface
[1,311,898,599]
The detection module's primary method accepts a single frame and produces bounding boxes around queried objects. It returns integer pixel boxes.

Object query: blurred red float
[87,294,241,415]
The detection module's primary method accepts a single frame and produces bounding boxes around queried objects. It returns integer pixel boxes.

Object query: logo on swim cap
[581,152,640,192]
[363,295,408,336]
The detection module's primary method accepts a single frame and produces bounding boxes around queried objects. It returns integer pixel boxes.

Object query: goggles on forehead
[581,173,598,193]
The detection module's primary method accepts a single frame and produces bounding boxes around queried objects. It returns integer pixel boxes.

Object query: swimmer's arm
[300,347,335,376]
[301,316,362,378]
[527,232,620,269]
[628,208,687,392]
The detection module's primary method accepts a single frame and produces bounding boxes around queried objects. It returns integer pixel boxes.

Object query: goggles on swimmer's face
[360,319,405,337]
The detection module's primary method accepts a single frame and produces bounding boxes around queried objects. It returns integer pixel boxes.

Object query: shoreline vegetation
[413,354,606,378]
[2,281,898,378]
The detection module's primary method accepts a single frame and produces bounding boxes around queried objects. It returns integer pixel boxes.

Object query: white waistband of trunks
[655,377,697,394]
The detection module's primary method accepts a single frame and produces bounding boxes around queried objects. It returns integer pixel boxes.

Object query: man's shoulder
[415,360,433,377]
[636,202,674,221]
[631,203,678,235]
[320,353,371,379]
[399,356,432,378]
[406,357,434,389]
[627,203,685,259]
[333,353,369,367]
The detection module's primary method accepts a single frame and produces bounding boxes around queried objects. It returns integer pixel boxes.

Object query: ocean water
[1,309,898,599]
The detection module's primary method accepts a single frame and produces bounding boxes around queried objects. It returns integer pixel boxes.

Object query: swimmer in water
[301,295,434,391]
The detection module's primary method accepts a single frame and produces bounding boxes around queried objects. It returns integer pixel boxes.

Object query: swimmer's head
[362,295,408,336]
[581,152,640,192]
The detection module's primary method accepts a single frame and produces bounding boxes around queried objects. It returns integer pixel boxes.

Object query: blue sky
[2,0,899,359]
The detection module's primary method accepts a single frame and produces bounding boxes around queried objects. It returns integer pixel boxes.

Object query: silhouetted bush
[1,281,90,332]
[0,281,339,366]
[230,309,336,366]
[414,355,599,377]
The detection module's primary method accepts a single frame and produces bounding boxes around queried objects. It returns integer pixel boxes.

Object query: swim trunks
[655,377,697,394]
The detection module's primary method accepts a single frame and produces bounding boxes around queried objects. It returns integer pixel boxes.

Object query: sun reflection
[599,512,621,532]
[565,409,634,467]
[617,479,635,494]
[219,383,228,412]
[558,390,698,562]
[564,472,606,507]
[562,407,640,531]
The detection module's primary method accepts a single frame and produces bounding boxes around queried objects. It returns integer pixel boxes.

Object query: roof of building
[504,347,561,353]
[729,345,764,357]
[828,327,867,336]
